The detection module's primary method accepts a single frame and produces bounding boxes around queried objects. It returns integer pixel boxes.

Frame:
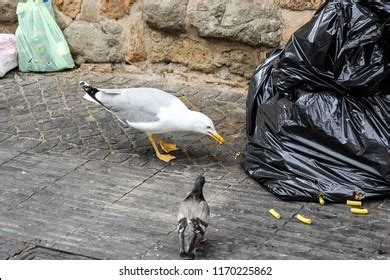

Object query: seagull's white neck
[156,109,204,132]
[169,110,204,132]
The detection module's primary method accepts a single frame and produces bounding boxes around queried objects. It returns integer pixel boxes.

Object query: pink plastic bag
[0,34,18,77]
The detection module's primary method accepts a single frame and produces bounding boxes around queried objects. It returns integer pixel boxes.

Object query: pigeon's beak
[207,130,224,145]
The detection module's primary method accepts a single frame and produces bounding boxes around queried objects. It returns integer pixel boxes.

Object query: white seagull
[79,81,224,162]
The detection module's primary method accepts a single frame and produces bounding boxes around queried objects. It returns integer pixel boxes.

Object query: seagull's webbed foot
[148,134,176,163]
[156,153,176,163]
[158,138,178,153]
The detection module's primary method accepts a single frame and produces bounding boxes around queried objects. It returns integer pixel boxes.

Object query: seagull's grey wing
[96,88,180,123]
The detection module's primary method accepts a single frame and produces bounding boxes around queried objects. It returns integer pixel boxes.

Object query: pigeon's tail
[79,81,106,108]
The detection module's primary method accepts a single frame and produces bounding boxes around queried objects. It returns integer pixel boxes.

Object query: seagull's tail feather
[79,81,107,109]
[83,93,96,104]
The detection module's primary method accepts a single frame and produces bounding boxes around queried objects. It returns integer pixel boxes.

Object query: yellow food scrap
[269,209,281,219]
[351,208,368,214]
[319,196,325,205]
[234,152,241,159]
[346,200,362,206]
[296,214,312,224]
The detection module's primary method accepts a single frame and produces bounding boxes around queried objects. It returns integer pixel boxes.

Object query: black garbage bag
[243,0,390,202]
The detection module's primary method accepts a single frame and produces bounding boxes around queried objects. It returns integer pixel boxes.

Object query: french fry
[269,209,281,219]
[351,208,368,214]
[319,196,325,205]
[346,200,362,206]
[296,214,312,224]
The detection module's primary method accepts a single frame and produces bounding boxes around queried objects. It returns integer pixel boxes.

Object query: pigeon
[79,81,224,162]
[177,175,210,259]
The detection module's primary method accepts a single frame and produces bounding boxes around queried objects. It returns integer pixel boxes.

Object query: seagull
[177,175,210,259]
[79,81,224,162]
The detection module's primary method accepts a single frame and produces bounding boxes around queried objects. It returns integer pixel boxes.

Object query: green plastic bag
[15,0,75,72]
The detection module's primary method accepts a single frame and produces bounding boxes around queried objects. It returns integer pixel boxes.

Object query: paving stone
[9,246,94,260]
[0,237,28,260]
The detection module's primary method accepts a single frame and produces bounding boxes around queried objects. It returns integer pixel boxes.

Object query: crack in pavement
[7,244,35,260]
[4,159,91,212]
[7,243,97,260]
[111,165,168,205]
[265,205,306,242]
[0,150,25,166]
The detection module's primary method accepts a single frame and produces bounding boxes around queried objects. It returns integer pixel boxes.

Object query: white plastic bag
[0,34,18,77]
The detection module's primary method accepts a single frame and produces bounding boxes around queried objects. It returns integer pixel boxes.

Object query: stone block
[0,0,18,23]
[0,22,17,33]
[281,9,315,43]
[191,0,281,47]
[145,31,216,72]
[143,0,188,34]
[54,0,82,19]
[78,0,100,22]
[124,24,146,63]
[63,20,123,63]
[280,0,323,11]
[79,63,113,73]
[100,0,132,19]
[53,5,73,30]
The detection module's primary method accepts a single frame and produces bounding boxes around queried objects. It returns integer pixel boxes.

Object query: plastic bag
[243,1,390,202]
[15,0,74,72]
[0,34,18,77]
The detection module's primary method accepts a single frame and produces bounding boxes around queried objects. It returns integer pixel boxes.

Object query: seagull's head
[189,111,224,145]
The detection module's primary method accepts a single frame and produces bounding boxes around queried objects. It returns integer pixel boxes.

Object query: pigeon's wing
[197,200,210,224]
[95,88,184,123]
[178,198,210,225]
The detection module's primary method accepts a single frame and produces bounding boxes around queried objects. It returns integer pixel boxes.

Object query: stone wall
[0,0,323,81]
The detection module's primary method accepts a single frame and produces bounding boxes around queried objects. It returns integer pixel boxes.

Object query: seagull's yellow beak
[208,131,224,145]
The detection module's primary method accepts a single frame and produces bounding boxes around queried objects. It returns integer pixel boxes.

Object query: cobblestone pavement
[0,70,389,260]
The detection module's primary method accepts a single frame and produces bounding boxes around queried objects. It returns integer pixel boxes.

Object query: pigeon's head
[189,111,224,145]
[195,175,205,188]
[178,218,203,260]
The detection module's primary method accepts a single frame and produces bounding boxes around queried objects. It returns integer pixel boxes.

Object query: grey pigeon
[177,175,210,259]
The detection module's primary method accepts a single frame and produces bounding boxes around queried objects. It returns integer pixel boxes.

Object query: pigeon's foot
[156,153,176,163]
[159,139,178,153]
[199,237,208,246]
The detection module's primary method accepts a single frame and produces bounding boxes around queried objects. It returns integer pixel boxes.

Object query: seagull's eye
[206,126,211,129]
